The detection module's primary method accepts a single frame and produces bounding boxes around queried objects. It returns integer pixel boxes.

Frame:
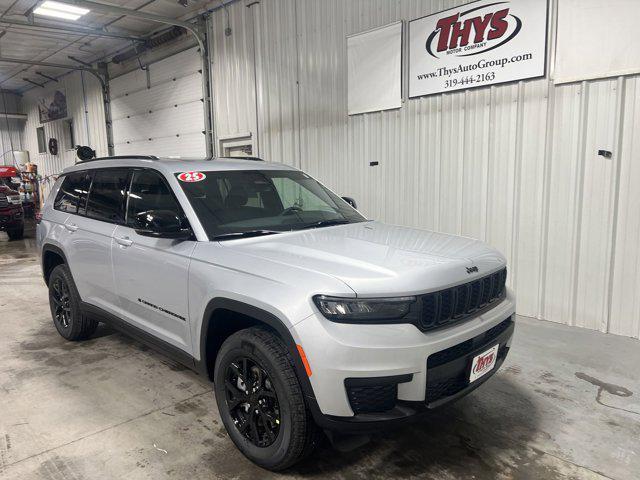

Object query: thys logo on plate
[473,350,496,374]
[426,1,522,58]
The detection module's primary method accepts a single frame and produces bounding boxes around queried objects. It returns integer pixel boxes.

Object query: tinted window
[85,169,130,223]
[176,170,365,239]
[54,171,92,214]
[127,170,184,229]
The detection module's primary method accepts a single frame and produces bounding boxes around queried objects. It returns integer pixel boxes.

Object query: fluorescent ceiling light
[34,1,90,21]
[33,8,81,20]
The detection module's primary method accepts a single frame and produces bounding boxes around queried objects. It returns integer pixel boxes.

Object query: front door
[111,169,196,353]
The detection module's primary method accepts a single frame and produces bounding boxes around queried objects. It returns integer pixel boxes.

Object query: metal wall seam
[605,76,627,334]
[610,76,640,339]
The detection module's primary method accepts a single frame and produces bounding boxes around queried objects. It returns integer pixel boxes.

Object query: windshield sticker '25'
[178,171,206,182]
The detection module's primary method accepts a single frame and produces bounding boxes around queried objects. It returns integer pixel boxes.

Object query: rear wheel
[7,224,24,240]
[213,328,319,470]
[48,264,98,341]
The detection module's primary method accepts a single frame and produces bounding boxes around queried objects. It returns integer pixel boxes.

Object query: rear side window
[127,170,184,228]
[86,169,130,223]
[54,171,92,214]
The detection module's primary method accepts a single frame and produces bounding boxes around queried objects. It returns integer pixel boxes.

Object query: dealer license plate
[469,344,499,383]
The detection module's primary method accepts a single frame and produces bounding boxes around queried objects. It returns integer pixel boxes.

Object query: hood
[221,221,506,296]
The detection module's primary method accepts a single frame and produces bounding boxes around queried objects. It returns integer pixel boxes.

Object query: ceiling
[0,0,214,93]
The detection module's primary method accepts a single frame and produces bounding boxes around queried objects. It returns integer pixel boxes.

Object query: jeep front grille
[417,268,507,332]
[0,194,7,208]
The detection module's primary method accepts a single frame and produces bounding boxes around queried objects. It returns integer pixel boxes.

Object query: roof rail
[218,156,264,162]
[77,155,159,164]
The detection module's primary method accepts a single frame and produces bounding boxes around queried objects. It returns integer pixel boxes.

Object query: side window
[85,169,130,223]
[54,171,92,214]
[127,170,183,229]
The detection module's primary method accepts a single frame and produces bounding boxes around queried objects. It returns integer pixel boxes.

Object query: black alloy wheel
[51,276,72,330]
[225,356,281,447]
[213,328,320,470]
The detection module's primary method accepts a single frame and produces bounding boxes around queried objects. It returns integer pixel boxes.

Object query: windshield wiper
[299,219,351,230]
[213,230,281,240]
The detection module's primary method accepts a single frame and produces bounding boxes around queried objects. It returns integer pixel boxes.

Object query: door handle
[65,223,78,232]
[116,236,133,247]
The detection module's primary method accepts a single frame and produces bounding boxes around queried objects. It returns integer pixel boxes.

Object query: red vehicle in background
[0,166,25,240]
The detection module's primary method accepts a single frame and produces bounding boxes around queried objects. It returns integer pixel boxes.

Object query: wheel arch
[41,244,68,286]
[198,298,316,401]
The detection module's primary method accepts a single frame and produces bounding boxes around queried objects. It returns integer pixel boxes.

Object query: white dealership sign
[409,0,548,97]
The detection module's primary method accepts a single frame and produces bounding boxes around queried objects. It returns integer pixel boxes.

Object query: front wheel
[213,328,319,470]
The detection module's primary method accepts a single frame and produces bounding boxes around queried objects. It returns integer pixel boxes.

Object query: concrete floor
[0,222,638,480]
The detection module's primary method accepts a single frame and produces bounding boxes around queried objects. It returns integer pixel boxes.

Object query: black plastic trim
[217,156,264,162]
[77,155,159,164]
[344,374,413,415]
[425,321,513,408]
[81,302,196,370]
[198,298,317,402]
[344,374,413,388]
[41,244,69,285]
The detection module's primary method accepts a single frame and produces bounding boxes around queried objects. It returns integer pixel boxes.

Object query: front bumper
[291,289,516,430]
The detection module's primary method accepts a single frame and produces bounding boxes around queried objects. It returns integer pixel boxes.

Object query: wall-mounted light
[33,1,90,21]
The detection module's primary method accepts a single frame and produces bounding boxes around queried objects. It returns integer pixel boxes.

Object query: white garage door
[110,47,207,158]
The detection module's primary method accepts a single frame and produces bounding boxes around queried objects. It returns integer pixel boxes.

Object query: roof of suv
[62,156,298,175]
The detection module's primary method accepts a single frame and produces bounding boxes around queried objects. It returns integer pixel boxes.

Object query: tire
[7,225,24,240]
[214,327,320,471]
[48,264,98,341]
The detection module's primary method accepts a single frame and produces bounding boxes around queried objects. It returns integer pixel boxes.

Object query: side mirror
[341,196,357,209]
[134,210,191,240]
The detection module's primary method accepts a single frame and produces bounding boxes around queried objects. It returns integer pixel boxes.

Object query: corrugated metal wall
[208,0,640,339]
[21,71,108,197]
[0,92,25,166]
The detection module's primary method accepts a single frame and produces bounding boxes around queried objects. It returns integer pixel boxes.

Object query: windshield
[175,169,366,239]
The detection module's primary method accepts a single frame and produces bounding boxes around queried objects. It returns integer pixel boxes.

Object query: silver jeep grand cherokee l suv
[37,156,516,470]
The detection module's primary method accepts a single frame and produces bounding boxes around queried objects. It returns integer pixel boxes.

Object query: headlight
[313,295,416,323]
[7,195,21,205]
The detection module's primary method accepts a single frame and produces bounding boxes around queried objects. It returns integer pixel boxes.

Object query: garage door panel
[110,69,147,98]
[150,48,201,86]
[113,101,204,142]
[115,131,206,158]
[111,47,206,158]
[111,73,202,119]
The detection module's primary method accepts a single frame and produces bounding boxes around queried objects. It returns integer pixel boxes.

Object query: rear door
[111,169,196,353]
[64,168,130,314]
